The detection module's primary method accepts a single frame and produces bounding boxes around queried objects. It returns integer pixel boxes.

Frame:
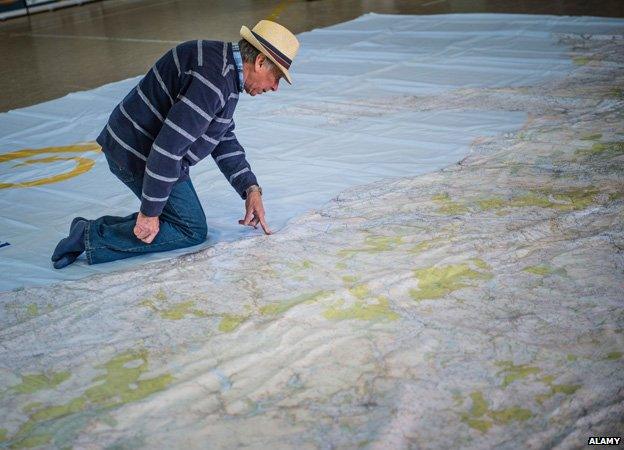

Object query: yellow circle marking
[0,143,101,189]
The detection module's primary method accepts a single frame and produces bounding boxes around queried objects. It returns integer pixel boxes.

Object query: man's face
[244,55,283,96]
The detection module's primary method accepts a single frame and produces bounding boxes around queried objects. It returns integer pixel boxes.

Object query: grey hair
[238,38,276,69]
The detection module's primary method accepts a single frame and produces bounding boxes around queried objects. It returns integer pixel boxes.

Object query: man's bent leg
[85,177,208,265]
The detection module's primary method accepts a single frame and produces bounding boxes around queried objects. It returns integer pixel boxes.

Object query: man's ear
[254,53,266,71]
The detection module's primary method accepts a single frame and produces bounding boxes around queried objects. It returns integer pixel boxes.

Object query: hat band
[251,30,292,69]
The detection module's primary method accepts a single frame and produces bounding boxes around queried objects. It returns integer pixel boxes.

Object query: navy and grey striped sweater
[97,40,258,217]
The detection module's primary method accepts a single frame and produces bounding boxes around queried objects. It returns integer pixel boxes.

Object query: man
[51,20,299,269]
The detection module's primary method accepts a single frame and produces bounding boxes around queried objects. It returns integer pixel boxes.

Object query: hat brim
[240,25,293,84]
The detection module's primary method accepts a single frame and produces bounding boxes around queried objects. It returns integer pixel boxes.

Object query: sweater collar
[231,42,244,93]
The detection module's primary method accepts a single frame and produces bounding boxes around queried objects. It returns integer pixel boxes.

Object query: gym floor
[1,0,623,112]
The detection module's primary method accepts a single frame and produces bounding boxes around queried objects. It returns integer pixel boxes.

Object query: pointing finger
[259,216,272,235]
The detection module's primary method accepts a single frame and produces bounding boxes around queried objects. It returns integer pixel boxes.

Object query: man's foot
[53,254,80,270]
[51,219,87,268]
[51,217,86,261]
[70,216,87,232]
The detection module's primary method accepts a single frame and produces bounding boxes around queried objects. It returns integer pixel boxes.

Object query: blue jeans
[84,154,208,265]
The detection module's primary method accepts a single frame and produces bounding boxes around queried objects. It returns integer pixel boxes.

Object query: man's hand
[134,212,160,243]
[239,191,272,235]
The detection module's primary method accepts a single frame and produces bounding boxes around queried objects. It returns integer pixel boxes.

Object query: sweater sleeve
[211,122,259,200]
[140,72,225,216]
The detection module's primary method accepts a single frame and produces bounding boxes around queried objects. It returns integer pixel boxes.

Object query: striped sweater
[96,40,258,217]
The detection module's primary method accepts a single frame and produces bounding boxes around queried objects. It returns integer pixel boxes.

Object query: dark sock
[51,219,87,266]
[51,217,87,262]
[70,216,86,231]
[53,254,81,270]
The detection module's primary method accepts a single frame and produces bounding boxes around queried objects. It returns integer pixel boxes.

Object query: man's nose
[271,79,279,92]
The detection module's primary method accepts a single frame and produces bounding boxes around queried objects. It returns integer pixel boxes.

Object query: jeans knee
[189,223,208,245]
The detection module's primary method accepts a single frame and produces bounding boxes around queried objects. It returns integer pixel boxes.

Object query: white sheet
[2,13,622,291]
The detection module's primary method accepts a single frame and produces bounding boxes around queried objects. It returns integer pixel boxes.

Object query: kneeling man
[52,20,299,269]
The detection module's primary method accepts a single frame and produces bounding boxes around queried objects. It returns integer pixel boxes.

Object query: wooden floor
[1,0,622,112]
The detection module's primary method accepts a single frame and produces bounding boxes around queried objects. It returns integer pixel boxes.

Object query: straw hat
[240,20,299,84]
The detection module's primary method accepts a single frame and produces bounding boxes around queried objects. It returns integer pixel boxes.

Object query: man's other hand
[239,191,272,235]
[134,212,160,243]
